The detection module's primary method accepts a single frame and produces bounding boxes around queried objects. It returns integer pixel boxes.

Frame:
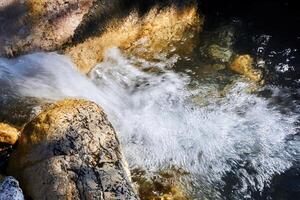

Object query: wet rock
[0,123,19,170]
[0,95,48,127]
[7,99,138,199]
[0,123,19,145]
[207,44,233,63]
[0,176,24,200]
[67,5,203,73]
[229,55,263,82]
[1,1,203,74]
[132,167,189,200]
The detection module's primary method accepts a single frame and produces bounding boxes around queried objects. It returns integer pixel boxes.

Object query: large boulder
[1,0,203,74]
[7,99,138,200]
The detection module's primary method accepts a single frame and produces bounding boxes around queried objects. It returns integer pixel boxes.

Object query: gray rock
[0,176,24,200]
[8,99,138,200]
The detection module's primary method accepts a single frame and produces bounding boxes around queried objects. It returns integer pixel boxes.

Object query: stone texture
[207,44,233,63]
[229,55,263,82]
[0,176,24,200]
[132,168,189,200]
[0,0,94,57]
[67,5,203,73]
[1,1,203,74]
[0,123,19,145]
[7,99,138,200]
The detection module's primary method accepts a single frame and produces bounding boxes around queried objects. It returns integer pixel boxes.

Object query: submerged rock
[207,44,233,63]
[0,176,24,200]
[7,99,138,199]
[229,55,263,82]
[132,167,189,200]
[0,123,19,146]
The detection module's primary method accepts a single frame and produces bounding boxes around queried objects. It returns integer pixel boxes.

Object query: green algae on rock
[207,44,233,63]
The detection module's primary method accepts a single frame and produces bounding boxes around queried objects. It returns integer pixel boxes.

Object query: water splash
[0,49,299,198]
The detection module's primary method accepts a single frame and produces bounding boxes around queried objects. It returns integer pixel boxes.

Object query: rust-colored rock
[229,55,263,82]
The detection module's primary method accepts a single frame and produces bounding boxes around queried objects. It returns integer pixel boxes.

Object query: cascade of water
[0,49,299,198]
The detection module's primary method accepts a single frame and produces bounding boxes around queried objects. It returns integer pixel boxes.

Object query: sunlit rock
[0,0,94,56]
[7,99,138,200]
[0,123,19,146]
[67,5,203,73]
[229,55,263,82]
[0,176,24,200]
[1,1,203,74]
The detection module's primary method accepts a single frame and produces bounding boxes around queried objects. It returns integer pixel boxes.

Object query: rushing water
[0,48,299,199]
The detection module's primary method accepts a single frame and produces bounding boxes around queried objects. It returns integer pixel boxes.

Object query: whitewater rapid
[0,49,299,198]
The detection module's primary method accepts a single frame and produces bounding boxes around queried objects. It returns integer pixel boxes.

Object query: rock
[132,167,189,200]
[0,176,24,200]
[0,95,49,127]
[208,44,233,63]
[229,55,263,82]
[0,0,94,57]
[1,1,203,74]
[7,99,138,200]
[66,5,203,73]
[0,123,19,145]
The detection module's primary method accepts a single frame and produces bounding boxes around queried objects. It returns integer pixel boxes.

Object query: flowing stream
[0,48,299,199]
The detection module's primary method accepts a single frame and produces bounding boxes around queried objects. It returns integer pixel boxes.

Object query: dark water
[197,1,300,199]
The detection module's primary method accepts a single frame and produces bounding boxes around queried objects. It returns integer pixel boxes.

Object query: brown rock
[66,5,203,74]
[0,123,19,145]
[7,99,138,200]
[0,0,94,57]
[229,55,263,82]
[132,167,189,200]
[1,1,203,74]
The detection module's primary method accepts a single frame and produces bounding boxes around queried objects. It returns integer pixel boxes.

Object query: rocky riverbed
[1,0,299,200]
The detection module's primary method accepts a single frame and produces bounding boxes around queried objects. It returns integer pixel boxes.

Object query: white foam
[0,49,299,197]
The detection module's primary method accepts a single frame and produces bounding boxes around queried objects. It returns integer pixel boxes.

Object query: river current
[0,47,299,199]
